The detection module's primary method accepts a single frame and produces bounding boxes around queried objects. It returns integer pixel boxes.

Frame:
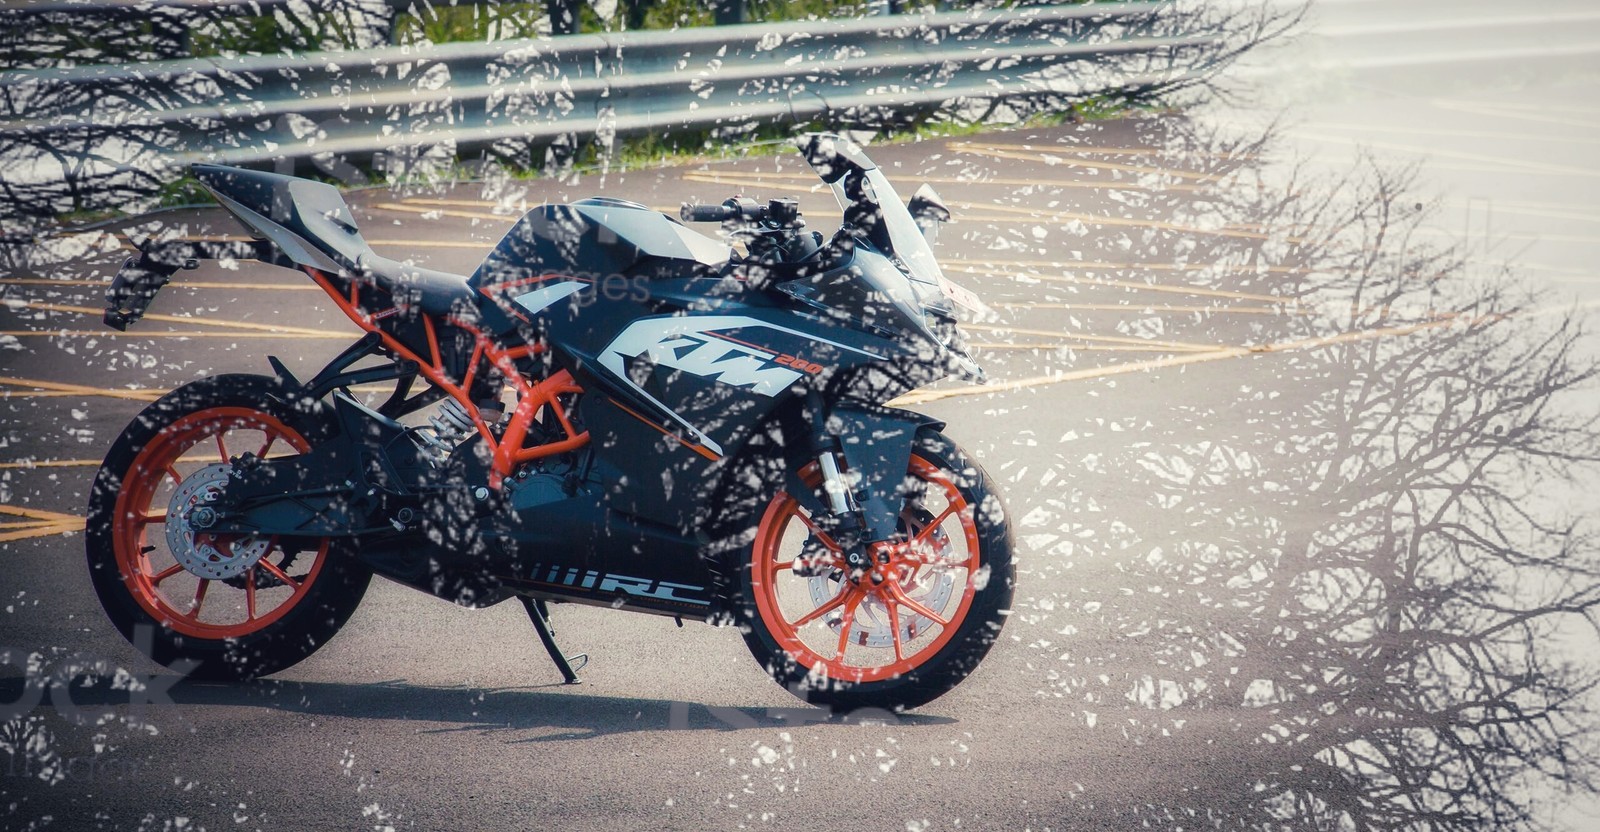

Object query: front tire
[737,429,1014,711]
[86,374,370,681]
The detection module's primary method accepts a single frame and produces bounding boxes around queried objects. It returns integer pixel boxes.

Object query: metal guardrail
[1,2,1218,173]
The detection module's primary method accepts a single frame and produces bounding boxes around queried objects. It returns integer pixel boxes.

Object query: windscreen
[802,134,986,314]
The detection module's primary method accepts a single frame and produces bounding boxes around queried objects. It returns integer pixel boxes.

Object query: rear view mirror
[908,183,951,242]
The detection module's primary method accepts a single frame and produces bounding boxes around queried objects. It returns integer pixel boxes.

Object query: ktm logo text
[599,315,868,456]
[624,332,813,397]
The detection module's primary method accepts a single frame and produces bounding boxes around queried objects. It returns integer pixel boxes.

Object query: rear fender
[104,238,284,330]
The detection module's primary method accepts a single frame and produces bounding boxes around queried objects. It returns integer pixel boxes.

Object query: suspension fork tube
[804,388,858,517]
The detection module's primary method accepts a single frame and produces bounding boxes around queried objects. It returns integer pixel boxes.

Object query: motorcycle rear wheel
[86,374,370,681]
[738,429,1014,712]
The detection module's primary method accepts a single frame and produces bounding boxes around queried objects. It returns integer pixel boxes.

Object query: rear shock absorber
[432,397,475,436]
[417,398,477,462]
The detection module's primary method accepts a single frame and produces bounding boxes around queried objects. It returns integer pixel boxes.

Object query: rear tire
[86,374,370,681]
[735,429,1014,711]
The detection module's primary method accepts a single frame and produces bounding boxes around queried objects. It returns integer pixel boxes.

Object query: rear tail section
[190,164,367,274]
[104,164,369,330]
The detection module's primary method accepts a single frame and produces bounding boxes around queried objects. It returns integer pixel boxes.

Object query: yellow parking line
[0,504,83,523]
[680,170,1206,194]
[948,214,1273,234]
[1451,202,1600,225]
[0,376,162,402]
[993,301,1303,316]
[0,452,269,471]
[943,265,1298,305]
[400,197,530,211]
[968,342,1175,352]
[1433,100,1600,131]
[946,258,1311,276]
[0,458,109,469]
[0,520,55,530]
[0,378,398,403]
[2,278,318,291]
[960,323,1215,352]
[0,391,108,398]
[945,199,1274,241]
[0,521,82,543]
[892,307,1547,407]
[2,278,110,287]
[947,143,1223,182]
[949,141,1257,160]
[677,175,831,194]
[1296,133,1600,178]
[0,504,84,542]
[40,230,119,246]
[113,234,492,250]
[1414,227,1600,245]
[1301,120,1600,148]
[0,330,351,340]
[400,197,688,216]
[371,202,515,223]
[12,301,347,337]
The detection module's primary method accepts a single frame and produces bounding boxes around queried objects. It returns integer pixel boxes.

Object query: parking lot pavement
[2,104,1595,830]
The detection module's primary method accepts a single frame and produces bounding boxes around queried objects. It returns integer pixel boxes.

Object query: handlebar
[680,196,801,226]
[681,202,742,222]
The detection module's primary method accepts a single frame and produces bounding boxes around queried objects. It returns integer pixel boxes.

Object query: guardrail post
[547,0,579,34]
[714,0,746,25]
[148,10,192,59]
[622,0,648,30]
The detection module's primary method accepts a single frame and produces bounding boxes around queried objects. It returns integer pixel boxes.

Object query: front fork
[816,450,858,516]
[803,387,859,520]
[798,388,941,556]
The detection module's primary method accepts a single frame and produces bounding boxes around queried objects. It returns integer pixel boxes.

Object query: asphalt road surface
[0,117,1281,830]
[4,2,1600,829]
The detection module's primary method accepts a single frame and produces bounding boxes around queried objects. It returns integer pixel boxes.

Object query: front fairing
[775,246,928,340]
[774,244,981,385]
[782,134,986,383]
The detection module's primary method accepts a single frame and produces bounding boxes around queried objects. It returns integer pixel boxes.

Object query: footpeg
[521,597,587,684]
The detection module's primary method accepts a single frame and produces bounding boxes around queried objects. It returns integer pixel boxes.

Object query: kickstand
[521,597,587,684]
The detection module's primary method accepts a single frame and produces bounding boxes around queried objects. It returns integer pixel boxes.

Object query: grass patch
[563,94,1147,176]
[50,93,1143,232]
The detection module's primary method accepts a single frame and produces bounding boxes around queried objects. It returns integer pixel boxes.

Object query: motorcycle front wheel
[738,429,1014,712]
[85,374,370,681]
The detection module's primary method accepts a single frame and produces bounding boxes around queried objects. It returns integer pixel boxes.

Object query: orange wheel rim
[110,407,328,640]
[750,454,981,684]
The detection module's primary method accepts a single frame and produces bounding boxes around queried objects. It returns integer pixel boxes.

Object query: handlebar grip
[681,202,734,223]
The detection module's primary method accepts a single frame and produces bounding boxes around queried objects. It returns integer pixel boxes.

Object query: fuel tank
[470,197,731,335]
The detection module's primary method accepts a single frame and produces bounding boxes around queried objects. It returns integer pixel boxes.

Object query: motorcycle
[86,133,1014,711]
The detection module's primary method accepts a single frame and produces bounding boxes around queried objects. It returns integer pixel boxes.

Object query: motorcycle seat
[355,252,475,317]
[188,164,476,318]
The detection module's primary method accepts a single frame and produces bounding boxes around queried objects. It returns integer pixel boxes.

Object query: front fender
[782,402,945,544]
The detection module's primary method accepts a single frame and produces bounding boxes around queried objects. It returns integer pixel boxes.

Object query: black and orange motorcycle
[86,134,1013,711]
